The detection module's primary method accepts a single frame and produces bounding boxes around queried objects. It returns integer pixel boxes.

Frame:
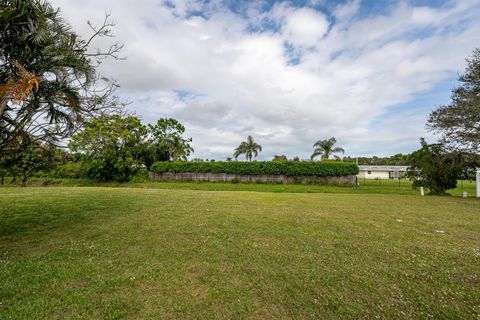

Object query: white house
[357,165,409,179]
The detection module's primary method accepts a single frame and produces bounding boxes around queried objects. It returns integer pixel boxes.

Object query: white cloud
[51,0,480,159]
[274,5,330,47]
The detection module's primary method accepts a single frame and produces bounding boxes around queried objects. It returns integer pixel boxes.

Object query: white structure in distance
[357,165,409,179]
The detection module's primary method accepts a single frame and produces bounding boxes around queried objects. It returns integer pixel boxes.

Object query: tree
[17,143,52,186]
[233,135,262,161]
[0,155,9,184]
[343,154,410,165]
[0,140,51,186]
[406,139,464,195]
[427,48,480,152]
[69,115,146,181]
[311,137,345,160]
[272,155,288,161]
[0,0,123,155]
[145,118,193,166]
[169,135,194,161]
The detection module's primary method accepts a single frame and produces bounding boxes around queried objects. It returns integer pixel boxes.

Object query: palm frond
[311,149,323,160]
[332,147,345,154]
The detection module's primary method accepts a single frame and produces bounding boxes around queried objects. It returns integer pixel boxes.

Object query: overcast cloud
[51,0,480,160]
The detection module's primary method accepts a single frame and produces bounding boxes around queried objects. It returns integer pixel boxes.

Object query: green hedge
[151,161,359,176]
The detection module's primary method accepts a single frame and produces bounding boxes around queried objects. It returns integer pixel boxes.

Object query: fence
[149,172,357,185]
[357,177,410,187]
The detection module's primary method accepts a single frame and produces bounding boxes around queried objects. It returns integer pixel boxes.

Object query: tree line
[0,116,194,183]
[1,0,479,194]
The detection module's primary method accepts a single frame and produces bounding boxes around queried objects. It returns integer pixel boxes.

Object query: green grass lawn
[15,177,478,197]
[1,187,479,319]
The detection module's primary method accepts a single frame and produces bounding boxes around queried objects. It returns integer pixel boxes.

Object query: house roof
[358,165,409,171]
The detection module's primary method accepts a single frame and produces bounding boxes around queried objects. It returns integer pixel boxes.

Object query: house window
[367,171,371,174]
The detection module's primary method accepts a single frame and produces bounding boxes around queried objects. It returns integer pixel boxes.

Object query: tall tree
[427,48,480,152]
[0,0,123,154]
[233,135,262,161]
[311,137,344,160]
[146,118,193,165]
[69,115,146,181]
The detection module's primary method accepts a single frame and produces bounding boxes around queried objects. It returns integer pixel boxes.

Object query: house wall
[149,172,357,185]
[357,170,391,179]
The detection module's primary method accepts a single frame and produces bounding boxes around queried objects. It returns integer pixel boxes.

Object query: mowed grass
[20,177,478,197]
[0,187,479,319]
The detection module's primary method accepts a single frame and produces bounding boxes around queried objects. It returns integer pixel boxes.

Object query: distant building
[357,165,409,179]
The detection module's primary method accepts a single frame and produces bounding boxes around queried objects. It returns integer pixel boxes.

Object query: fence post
[476,169,480,198]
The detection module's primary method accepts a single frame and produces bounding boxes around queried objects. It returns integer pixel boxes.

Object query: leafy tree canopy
[427,48,480,152]
[272,155,288,161]
[146,118,193,165]
[69,115,146,181]
[343,153,410,166]
[0,140,53,186]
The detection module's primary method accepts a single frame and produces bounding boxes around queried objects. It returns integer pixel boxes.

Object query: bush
[130,170,149,183]
[52,162,82,179]
[79,157,138,182]
[151,161,358,176]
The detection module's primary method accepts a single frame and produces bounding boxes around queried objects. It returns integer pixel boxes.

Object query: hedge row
[151,161,359,176]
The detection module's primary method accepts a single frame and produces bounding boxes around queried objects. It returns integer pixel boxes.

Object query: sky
[51,0,480,160]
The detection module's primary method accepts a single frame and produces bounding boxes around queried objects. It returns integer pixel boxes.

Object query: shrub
[52,162,82,179]
[130,170,149,183]
[151,161,358,176]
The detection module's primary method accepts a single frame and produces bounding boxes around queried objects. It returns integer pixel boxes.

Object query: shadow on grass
[0,188,138,238]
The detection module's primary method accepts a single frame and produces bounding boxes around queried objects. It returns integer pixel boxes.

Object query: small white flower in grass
[435,230,445,234]
[396,219,403,222]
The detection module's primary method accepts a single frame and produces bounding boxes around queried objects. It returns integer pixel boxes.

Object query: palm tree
[0,0,122,154]
[311,137,345,160]
[234,135,262,161]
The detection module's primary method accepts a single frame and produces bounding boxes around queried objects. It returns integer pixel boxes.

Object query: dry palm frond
[0,61,41,108]
[10,61,40,101]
